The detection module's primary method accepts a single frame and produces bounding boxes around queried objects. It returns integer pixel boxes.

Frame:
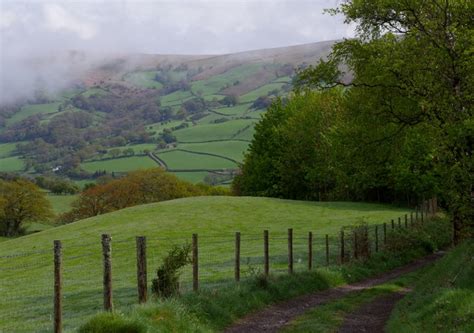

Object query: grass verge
[387,240,474,333]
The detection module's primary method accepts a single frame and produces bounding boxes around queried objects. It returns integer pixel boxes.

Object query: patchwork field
[81,156,157,173]
[0,196,410,332]
[0,41,334,183]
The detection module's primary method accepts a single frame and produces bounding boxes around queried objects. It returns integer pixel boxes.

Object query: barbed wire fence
[0,199,437,333]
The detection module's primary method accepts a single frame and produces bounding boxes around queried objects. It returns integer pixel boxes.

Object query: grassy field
[191,63,264,96]
[0,142,17,158]
[124,71,163,89]
[81,156,157,173]
[157,150,237,170]
[47,194,78,215]
[239,82,286,103]
[179,141,248,162]
[0,156,24,172]
[6,102,61,126]
[174,119,255,142]
[212,103,252,116]
[0,197,410,332]
[160,90,194,106]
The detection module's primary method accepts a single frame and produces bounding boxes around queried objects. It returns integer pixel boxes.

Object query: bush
[152,244,192,298]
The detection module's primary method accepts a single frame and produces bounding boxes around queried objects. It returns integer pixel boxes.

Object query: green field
[47,194,78,215]
[212,103,252,116]
[0,196,410,332]
[174,119,255,142]
[124,71,163,89]
[240,82,286,103]
[0,156,24,172]
[191,63,264,96]
[160,90,194,106]
[81,87,108,97]
[157,150,237,170]
[107,143,157,155]
[179,141,248,162]
[81,156,157,173]
[6,102,61,126]
[0,142,17,158]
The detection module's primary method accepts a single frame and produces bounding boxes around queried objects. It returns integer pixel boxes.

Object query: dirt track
[224,252,443,333]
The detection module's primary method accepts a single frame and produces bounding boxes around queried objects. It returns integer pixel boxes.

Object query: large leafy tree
[298,0,473,242]
[0,179,53,237]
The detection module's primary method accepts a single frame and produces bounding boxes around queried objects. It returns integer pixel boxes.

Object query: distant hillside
[0,40,335,185]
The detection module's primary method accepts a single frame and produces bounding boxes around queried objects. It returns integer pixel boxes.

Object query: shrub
[152,244,192,298]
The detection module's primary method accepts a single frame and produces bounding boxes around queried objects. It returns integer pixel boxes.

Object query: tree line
[234,0,473,243]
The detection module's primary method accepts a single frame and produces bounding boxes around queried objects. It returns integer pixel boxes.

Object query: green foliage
[234,90,344,199]
[152,244,192,298]
[0,179,53,236]
[78,313,145,333]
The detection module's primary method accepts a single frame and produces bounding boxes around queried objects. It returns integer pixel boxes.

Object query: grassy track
[283,269,425,332]
[0,197,410,332]
[81,156,157,173]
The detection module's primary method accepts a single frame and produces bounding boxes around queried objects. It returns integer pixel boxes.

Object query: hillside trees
[238,0,472,242]
[233,90,345,199]
[59,168,227,223]
[0,179,53,236]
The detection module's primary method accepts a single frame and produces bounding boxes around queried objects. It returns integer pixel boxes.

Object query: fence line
[0,199,438,332]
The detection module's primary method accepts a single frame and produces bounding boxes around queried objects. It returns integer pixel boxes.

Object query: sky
[0,0,354,103]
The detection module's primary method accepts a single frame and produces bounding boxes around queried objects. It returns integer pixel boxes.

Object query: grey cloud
[0,0,353,103]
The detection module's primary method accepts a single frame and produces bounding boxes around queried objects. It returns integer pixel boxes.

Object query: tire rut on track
[223,252,443,333]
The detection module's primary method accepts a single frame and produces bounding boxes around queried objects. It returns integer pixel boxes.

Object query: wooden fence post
[101,234,113,311]
[404,214,408,228]
[53,240,62,333]
[398,217,401,228]
[235,232,240,282]
[136,236,147,304]
[410,212,414,227]
[391,219,395,230]
[288,228,293,274]
[308,232,313,271]
[264,230,269,276]
[375,226,379,252]
[192,233,198,292]
[383,223,387,244]
[340,229,345,264]
[325,234,329,266]
[416,208,419,222]
[421,208,424,223]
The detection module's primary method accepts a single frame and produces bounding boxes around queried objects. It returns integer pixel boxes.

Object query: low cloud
[0,0,354,104]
